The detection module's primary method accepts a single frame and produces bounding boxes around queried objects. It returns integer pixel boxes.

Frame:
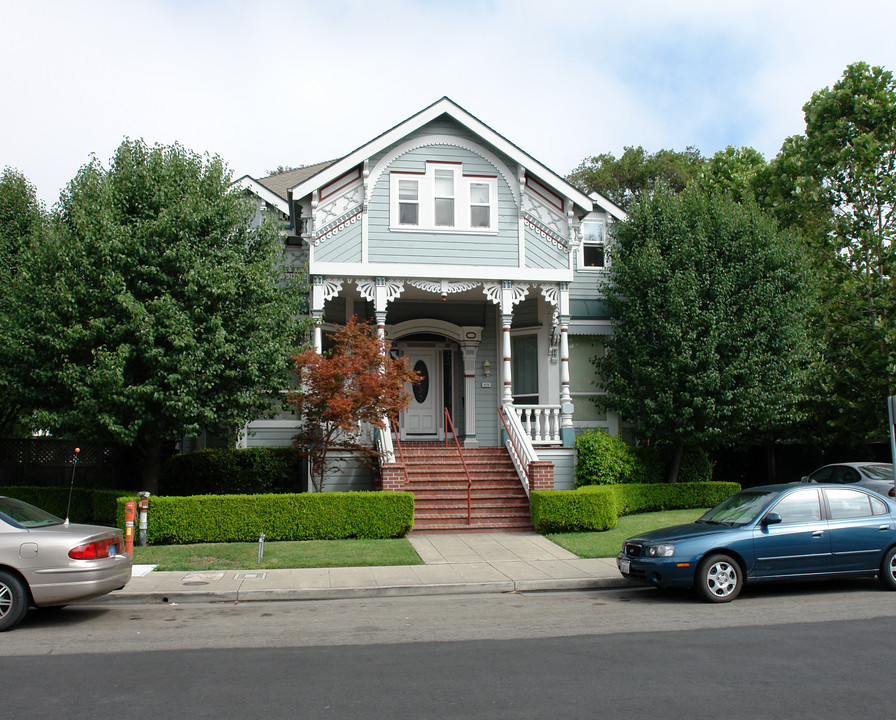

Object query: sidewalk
[100,533,629,605]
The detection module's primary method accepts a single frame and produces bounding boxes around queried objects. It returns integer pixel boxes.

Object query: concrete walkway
[100,533,628,605]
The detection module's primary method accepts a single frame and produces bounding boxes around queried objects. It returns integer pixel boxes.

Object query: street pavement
[101,532,628,605]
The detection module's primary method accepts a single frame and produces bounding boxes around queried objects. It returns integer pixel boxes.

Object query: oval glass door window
[413,360,429,403]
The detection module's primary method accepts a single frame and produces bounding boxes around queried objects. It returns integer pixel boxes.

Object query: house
[235,98,625,529]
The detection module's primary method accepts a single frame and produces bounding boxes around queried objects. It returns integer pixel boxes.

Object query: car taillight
[890,488,895,497]
[69,537,119,559]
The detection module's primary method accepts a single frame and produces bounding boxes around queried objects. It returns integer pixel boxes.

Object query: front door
[400,347,441,440]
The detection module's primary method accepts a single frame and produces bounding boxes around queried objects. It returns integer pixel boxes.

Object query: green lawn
[548,508,707,558]
[130,509,707,570]
[132,538,423,571]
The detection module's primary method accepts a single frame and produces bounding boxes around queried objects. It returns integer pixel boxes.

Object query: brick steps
[396,444,532,533]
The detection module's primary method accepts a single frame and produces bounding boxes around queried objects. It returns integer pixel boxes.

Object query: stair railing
[497,404,536,496]
[380,417,410,488]
[444,407,474,524]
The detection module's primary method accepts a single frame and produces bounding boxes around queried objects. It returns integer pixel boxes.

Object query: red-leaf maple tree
[288,316,420,491]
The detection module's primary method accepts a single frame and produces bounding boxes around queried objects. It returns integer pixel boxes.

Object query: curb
[93,575,633,605]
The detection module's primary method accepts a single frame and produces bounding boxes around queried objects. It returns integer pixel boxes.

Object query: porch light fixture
[482,360,491,376]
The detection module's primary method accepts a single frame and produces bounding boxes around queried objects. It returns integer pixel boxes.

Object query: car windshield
[859,464,895,481]
[698,491,775,526]
[0,497,64,528]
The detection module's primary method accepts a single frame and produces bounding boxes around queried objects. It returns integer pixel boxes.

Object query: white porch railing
[498,404,538,497]
[508,405,562,445]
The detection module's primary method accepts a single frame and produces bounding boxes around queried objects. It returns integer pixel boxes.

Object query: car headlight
[645,544,675,557]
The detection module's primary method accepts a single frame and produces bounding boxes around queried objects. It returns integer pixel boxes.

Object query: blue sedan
[616,483,896,602]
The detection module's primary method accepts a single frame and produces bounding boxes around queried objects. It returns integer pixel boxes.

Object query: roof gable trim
[289,97,592,211]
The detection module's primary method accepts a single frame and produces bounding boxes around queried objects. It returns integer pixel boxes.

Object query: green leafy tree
[767,62,896,444]
[597,185,811,482]
[8,139,311,492]
[568,146,705,211]
[699,145,768,204]
[0,167,47,435]
[288,317,420,492]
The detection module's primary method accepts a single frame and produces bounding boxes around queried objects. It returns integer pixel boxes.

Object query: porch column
[558,283,575,446]
[483,281,528,406]
[459,328,483,446]
[311,275,344,353]
[501,313,513,405]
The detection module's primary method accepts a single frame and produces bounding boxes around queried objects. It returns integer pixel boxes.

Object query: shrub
[2,486,131,525]
[678,447,714,482]
[531,485,619,532]
[115,491,414,544]
[574,430,638,486]
[159,447,306,496]
[530,482,740,533]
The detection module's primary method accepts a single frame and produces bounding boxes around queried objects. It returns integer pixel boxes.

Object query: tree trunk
[666,442,684,483]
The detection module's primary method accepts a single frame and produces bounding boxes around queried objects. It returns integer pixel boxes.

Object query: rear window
[0,497,64,528]
[860,465,895,481]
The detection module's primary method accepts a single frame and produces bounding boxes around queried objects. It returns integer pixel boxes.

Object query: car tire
[879,546,896,590]
[695,554,742,603]
[0,570,30,632]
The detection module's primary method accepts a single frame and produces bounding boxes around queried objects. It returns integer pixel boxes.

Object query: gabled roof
[287,97,596,212]
[589,192,628,222]
[235,160,335,213]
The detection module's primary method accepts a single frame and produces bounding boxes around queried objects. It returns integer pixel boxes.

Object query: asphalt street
[4,582,896,719]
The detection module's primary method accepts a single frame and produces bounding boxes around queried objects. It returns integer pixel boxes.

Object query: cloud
[2,0,895,205]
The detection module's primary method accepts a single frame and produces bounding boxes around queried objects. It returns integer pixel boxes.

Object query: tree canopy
[568,146,705,211]
[597,185,811,481]
[766,62,896,444]
[6,139,311,491]
[0,167,47,435]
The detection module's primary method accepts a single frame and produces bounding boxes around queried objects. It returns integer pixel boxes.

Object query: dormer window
[579,217,606,269]
[390,162,497,233]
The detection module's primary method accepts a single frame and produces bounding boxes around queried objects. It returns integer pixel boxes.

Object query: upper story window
[579,217,606,270]
[399,179,419,225]
[390,162,498,233]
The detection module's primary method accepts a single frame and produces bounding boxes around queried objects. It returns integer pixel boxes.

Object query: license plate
[619,558,631,574]
[109,544,119,556]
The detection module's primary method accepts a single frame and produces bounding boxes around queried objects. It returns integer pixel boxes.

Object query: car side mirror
[800,476,810,484]
[762,512,782,526]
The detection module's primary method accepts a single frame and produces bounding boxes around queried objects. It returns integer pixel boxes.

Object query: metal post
[257,532,266,564]
[137,492,150,547]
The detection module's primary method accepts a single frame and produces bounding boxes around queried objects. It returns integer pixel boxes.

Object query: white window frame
[398,177,420,226]
[390,162,498,234]
[577,214,607,271]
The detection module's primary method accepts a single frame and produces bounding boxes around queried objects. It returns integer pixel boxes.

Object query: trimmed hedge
[530,481,741,533]
[159,447,306,496]
[1,486,132,526]
[115,491,414,544]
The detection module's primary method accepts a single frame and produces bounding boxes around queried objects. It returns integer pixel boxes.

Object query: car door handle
[880,525,891,532]
[812,531,825,538]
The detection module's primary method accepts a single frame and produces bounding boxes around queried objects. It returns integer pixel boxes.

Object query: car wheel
[0,570,30,632]
[879,546,896,590]
[695,554,742,603]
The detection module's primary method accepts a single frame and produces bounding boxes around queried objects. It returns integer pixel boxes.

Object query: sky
[3,0,896,206]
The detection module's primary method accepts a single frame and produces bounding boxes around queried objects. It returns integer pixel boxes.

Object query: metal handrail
[497,404,534,496]
[444,407,474,524]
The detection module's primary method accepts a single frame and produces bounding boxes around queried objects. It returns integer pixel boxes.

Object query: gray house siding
[367,142,519,266]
